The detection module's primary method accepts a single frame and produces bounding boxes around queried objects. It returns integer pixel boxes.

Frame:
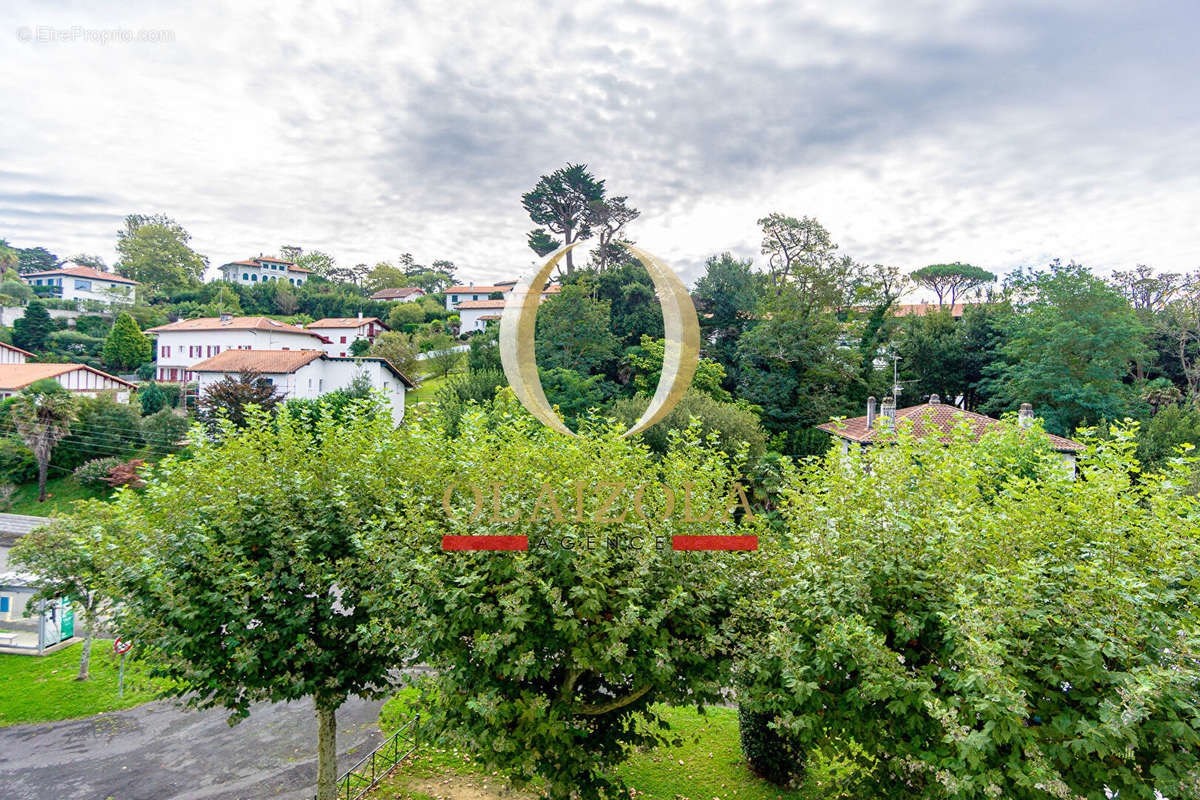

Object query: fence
[318,712,419,800]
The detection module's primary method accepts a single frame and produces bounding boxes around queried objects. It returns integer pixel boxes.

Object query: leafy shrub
[74,315,111,338]
[0,436,37,484]
[73,457,124,490]
[159,381,183,408]
[51,395,144,470]
[138,382,166,416]
[433,369,506,436]
[136,363,156,382]
[106,458,145,489]
[737,707,804,785]
[607,390,767,463]
[733,422,1200,799]
[142,409,189,458]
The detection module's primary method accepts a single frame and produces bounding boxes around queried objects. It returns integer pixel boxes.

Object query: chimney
[357,311,363,319]
[881,396,897,427]
[1019,403,1034,429]
[866,396,877,428]
[929,393,940,404]
[220,312,233,322]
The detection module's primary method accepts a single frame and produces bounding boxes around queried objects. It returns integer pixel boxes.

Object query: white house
[370,287,425,302]
[444,284,512,311]
[216,256,313,286]
[0,342,33,364]
[304,316,388,357]
[189,349,413,424]
[21,265,138,306]
[145,315,330,382]
[456,299,506,333]
[0,363,135,401]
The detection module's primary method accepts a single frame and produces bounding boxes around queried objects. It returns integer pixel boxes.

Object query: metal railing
[318,712,419,800]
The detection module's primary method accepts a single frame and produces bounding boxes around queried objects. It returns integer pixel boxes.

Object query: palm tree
[12,382,75,501]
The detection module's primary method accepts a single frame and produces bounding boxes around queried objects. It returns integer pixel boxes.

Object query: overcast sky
[2,0,1198,289]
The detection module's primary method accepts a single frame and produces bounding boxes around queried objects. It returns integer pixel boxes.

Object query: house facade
[145,315,329,382]
[189,349,413,424]
[370,287,425,302]
[216,256,313,286]
[304,316,388,357]
[444,282,560,311]
[456,299,506,333]
[21,265,138,306]
[0,342,33,364]
[0,363,135,401]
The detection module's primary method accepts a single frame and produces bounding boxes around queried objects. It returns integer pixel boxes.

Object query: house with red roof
[21,265,138,306]
[145,314,330,382]
[370,287,425,302]
[304,315,388,357]
[217,255,313,287]
[817,395,1084,468]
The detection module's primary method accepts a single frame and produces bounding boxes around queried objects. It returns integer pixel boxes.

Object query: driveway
[0,695,386,800]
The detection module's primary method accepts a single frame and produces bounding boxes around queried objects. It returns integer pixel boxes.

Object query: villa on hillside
[457,299,507,333]
[145,315,330,382]
[818,395,1084,468]
[216,255,313,286]
[189,349,413,424]
[304,316,387,357]
[444,282,561,312]
[21,265,138,306]
[370,287,425,302]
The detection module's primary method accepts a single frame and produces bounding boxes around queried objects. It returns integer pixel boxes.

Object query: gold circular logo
[499,241,700,437]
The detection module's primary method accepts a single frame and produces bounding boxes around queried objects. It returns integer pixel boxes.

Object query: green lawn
[410,374,450,405]
[371,691,823,800]
[0,639,165,726]
[6,474,108,517]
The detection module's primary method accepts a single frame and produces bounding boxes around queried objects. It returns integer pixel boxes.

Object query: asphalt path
[0,695,385,800]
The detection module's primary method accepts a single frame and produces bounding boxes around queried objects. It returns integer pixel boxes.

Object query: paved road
[0,696,385,800]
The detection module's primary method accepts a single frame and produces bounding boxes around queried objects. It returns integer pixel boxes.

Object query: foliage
[196,370,283,430]
[909,262,996,305]
[52,395,143,470]
[12,300,55,351]
[138,382,166,415]
[106,458,145,488]
[625,335,731,400]
[733,423,1200,799]
[756,214,854,305]
[422,333,463,378]
[606,390,766,464]
[539,366,618,425]
[1135,402,1200,473]
[466,324,501,371]
[102,312,153,371]
[522,163,607,273]
[433,369,507,436]
[739,707,807,785]
[348,337,371,356]
[0,436,37,484]
[395,400,748,799]
[535,282,620,373]
[15,245,60,274]
[387,301,425,328]
[369,330,420,381]
[73,456,125,490]
[114,213,207,292]
[982,262,1146,435]
[9,506,124,681]
[583,259,663,347]
[141,409,189,458]
[110,405,407,800]
[693,252,767,388]
[526,227,560,256]
[10,381,74,501]
[0,278,33,302]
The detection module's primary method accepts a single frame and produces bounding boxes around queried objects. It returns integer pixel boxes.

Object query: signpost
[113,637,133,698]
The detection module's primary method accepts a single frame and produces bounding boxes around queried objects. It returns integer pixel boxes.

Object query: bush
[142,409,189,458]
[138,382,166,416]
[433,369,506,436]
[159,382,183,409]
[607,390,767,463]
[733,422,1200,799]
[737,707,804,785]
[51,396,144,470]
[136,363,156,382]
[73,457,124,490]
[0,437,36,484]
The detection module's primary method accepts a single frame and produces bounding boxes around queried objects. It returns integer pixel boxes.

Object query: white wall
[307,321,383,357]
[154,328,325,381]
[0,306,85,326]
[458,307,499,333]
[218,264,308,286]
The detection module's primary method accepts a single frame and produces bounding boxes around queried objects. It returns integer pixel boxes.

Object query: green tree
[114,213,207,292]
[734,423,1200,798]
[138,382,167,416]
[16,246,60,274]
[9,506,120,681]
[585,196,639,272]
[142,408,189,458]
[366,261,409,293]
[909,262,995,306]
[387,301,425,329]
[396,400,744,799]
[422,333,463,378]
[102,312,153,371]
[757,213,842,299]
[12,300,55,352]
[982,262,1145,434]
[521,163,606,273]
[369,331,420,382]
[535,282,620,374]
[110,406,406,800]
[0,277,33,303]
[526,228,560,257]
[11,380,74,501]
[625,335,730,400]
[349,338,371,356]
[196,370,283,430]
[52,395,144,470]
[895,308,965,403]
[294,249,336,278]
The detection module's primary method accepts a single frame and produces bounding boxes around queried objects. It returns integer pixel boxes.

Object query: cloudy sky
[2,0,1198,289]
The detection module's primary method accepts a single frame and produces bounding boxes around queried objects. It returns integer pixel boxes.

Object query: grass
[370,691,820,800]
[5,474,108,517]
[0,638,167,726]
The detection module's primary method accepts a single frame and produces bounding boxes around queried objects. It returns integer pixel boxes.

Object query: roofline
[0,341,37,358]
[0,363,137,391]
[21,268,139,285]
[816,416,1084,452]
[324,356,415,388]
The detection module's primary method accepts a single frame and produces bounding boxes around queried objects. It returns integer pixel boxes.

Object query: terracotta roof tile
[0,363,136,390]
[306,317,385,328]
[22,265,138,285]
[189,349,326,374]
[370,287,424,300]
[456,299,508,309]
[145,316,324,338]
[817,401,1084,452]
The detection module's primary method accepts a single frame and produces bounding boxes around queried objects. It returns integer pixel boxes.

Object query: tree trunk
[315,701,338,800]
[564,225,575,273]
[76,623,93,681]
[36,451,48,502]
